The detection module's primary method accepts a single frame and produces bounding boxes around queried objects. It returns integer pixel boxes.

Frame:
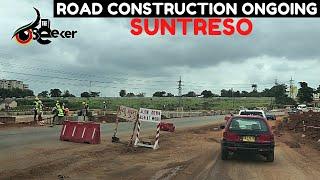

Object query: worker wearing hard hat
[51,101,65,125]
[33,97,43,123]
[103,101,107,109]
[57,102,65,118]
[82,101,89,121]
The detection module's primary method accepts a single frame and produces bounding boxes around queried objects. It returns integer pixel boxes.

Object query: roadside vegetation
[11,97,272,111]
[1,82,317,112]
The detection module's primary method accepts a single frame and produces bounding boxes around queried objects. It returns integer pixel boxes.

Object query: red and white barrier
[134,108,162,150]
[60,121,100,144]
[159,122,175,132]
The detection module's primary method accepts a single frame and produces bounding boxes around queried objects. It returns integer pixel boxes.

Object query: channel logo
[12,8,77,45]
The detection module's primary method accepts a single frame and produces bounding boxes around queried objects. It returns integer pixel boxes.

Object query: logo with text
[12,8,77,45]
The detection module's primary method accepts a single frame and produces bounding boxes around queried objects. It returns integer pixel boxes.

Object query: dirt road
[0,117,319,180]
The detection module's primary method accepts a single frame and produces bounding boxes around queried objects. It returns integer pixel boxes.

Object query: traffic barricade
[82,122,101,144]
[160,122,175,132]
[60,121,100,144]
[60,121,78,141]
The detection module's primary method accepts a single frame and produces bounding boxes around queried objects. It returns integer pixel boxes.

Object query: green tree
[50,89,62,97]
[315,85,320,93]
[184,91,197,97]
[241,91,249,97]
[119,90,126,97]
[126,92,135,97]
[0,88,34,98]
[251,84,258,91]
[233,90,241,97]
[297,82,314,103]
[201,90,213,98]
[81,92,91,97]
[136,93,145,97]
[62,90,75,97]
[270,84,296,105]
[221,89,232,97]
[90,91,100,97]
[153,91,166,97]
[38,91,49,98]
[166,93,174,97]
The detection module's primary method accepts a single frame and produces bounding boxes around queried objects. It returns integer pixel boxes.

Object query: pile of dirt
[287,111,320,141]
[95,113,126,123]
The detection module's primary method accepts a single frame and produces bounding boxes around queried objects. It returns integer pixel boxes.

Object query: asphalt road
[0,115,224,153]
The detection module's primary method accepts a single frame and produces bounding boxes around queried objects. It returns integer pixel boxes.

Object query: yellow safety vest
[57,105,64,117]
[34,101,42,112]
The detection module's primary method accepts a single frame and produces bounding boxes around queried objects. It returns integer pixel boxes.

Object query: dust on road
[0,120,319,180]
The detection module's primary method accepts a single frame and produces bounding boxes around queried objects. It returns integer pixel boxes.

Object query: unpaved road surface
[0,117,319,180]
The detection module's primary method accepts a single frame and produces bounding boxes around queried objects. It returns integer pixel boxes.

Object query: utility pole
[177,76,183,108]
[232,88,235,109]
[275,78,278,86]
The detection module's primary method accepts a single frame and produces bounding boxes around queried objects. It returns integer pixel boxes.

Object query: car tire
[266,151,274,162]
[221,148,228,160]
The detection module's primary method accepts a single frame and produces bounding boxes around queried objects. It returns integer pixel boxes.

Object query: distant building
[313,93,320,101]
[286,85,298,100]
[0,79,29,90]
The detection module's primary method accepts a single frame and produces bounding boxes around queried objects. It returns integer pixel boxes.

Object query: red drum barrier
[160,122,175,132]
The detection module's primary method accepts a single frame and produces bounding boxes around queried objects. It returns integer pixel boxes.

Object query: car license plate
[242,136,255,142]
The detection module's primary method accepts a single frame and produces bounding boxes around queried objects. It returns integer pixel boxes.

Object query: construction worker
[33,97,43,123]
[52,100,60,124]
[57,102,65,124]
[82,101,89,121]
[55,100,60,109]
[103,101,107,110]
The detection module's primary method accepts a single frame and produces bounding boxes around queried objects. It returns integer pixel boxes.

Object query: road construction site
[0,112,320,180]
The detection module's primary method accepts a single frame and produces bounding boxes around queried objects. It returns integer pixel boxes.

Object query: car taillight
[256,134,274,143]
[223,131,240,141]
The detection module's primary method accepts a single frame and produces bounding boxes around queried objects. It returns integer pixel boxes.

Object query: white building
[286,85,298,100]
[0,79,29,90]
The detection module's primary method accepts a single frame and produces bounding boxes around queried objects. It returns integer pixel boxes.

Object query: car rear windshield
[228,118,268,132]
[240,111,263,117]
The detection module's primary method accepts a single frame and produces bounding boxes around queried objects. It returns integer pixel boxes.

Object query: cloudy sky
[1,0,320,97]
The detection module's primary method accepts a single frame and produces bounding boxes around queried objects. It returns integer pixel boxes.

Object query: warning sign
[118,106,138,122]
[138,108,161,123]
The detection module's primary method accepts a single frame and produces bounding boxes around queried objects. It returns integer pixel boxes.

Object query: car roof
[239,110,264,112]
[230,115,266,120]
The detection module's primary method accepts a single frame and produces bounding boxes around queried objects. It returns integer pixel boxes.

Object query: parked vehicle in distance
[221,115,275,162]
[239,110,266,119]
[288,108,299,115]
[266,114,276,120]
[297,104,307,111]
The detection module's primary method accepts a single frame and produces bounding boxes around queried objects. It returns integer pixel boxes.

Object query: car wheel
[266,151,274,162]
[221,148,228,160]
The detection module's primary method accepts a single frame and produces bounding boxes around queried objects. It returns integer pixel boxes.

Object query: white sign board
[138,108,161,123]
[117,106,138,122]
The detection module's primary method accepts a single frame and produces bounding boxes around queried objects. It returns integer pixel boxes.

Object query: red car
[221,115,275,162]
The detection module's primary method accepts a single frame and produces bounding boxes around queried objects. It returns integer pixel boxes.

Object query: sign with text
[117,106,138,122]
[138,108,161,123]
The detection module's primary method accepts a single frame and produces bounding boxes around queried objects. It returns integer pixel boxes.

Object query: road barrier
[160,122,175,132]
[134,108,162,150]
[112,106,139,144]
[60,121,100,144]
